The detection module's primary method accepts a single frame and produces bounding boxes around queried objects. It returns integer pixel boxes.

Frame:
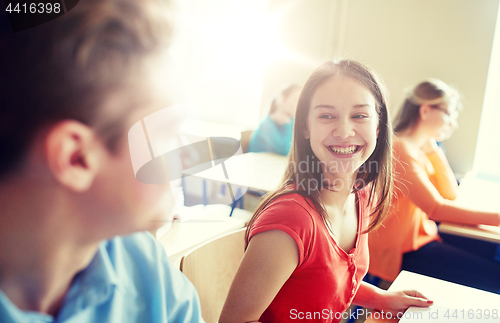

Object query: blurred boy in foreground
[0,0,204,321]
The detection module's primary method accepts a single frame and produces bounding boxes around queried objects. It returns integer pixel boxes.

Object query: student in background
[219,60,432,323]
[0,0,203,322]
[248,84,301,155]
[369,79,500,293]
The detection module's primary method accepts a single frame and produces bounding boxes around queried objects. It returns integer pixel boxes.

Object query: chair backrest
[180,228,246,323]
[240,130,253,153]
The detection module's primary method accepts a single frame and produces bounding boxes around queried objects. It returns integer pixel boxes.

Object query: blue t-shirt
[248,115,293,156]
[0,233,204,323]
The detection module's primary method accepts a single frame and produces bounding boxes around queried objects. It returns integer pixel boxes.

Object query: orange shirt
[368,137,499,281]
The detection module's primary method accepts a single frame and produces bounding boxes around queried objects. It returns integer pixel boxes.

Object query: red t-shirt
[249,189,370,323]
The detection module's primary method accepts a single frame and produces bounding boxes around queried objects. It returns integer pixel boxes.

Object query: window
[474,3,500,179]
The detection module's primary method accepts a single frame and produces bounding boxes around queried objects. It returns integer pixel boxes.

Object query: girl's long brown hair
[245,59,393,246]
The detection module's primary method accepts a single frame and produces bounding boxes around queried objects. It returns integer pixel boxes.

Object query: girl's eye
[352,114,368,119]
[319,114,335,119]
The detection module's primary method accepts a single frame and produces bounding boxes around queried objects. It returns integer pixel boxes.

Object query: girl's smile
[326,144,364,158]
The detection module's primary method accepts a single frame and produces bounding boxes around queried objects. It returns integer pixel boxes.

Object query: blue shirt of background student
[248,116,294,156]
[0,232,204,323]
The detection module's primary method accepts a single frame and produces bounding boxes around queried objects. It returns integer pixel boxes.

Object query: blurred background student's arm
[421,138,457,200]
[396,138,500,226]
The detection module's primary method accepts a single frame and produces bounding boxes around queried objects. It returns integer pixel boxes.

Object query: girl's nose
[333,119,355,139]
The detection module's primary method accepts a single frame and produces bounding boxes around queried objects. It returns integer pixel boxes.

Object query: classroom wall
[263,0,499,175]
[260,0,336,115]
[169,0,269,129]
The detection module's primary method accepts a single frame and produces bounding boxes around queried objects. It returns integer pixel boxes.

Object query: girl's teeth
[330,146,357,154]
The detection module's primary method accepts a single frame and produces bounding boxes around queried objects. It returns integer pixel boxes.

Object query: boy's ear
[44,120,103,192]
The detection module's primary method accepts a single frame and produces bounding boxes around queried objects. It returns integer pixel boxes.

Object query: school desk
[364,271,500,323]
[158,205,252,269]
[183,152,288,193]
[438,171,500,244]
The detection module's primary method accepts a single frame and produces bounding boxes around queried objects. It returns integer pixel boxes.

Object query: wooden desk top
[184,152,288,192]
[438,171,500,243]
[454,172,500,213]
[439,222,500,244]
[364,271,500,323]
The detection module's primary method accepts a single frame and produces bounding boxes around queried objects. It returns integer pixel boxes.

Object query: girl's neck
[398,126,430,148]
[320,172,357,209]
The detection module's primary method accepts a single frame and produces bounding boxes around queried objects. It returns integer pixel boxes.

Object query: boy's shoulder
[102,232,189,290]
[0,232,204,323]
[105,231,164,264]
[84,232,203,322]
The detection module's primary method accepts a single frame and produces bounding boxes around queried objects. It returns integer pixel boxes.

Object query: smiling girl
[219,60,432,323]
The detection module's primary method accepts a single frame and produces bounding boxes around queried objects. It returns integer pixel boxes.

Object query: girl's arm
[421,138,457,200]
[353,282,432,315]
[218,229,299,323]
[397,142,500,226]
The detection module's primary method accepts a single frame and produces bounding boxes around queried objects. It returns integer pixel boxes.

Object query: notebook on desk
[455,171,500,213]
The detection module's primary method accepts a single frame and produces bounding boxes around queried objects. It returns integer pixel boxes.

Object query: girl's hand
[378,290,433,315]
[353,281,432,316]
